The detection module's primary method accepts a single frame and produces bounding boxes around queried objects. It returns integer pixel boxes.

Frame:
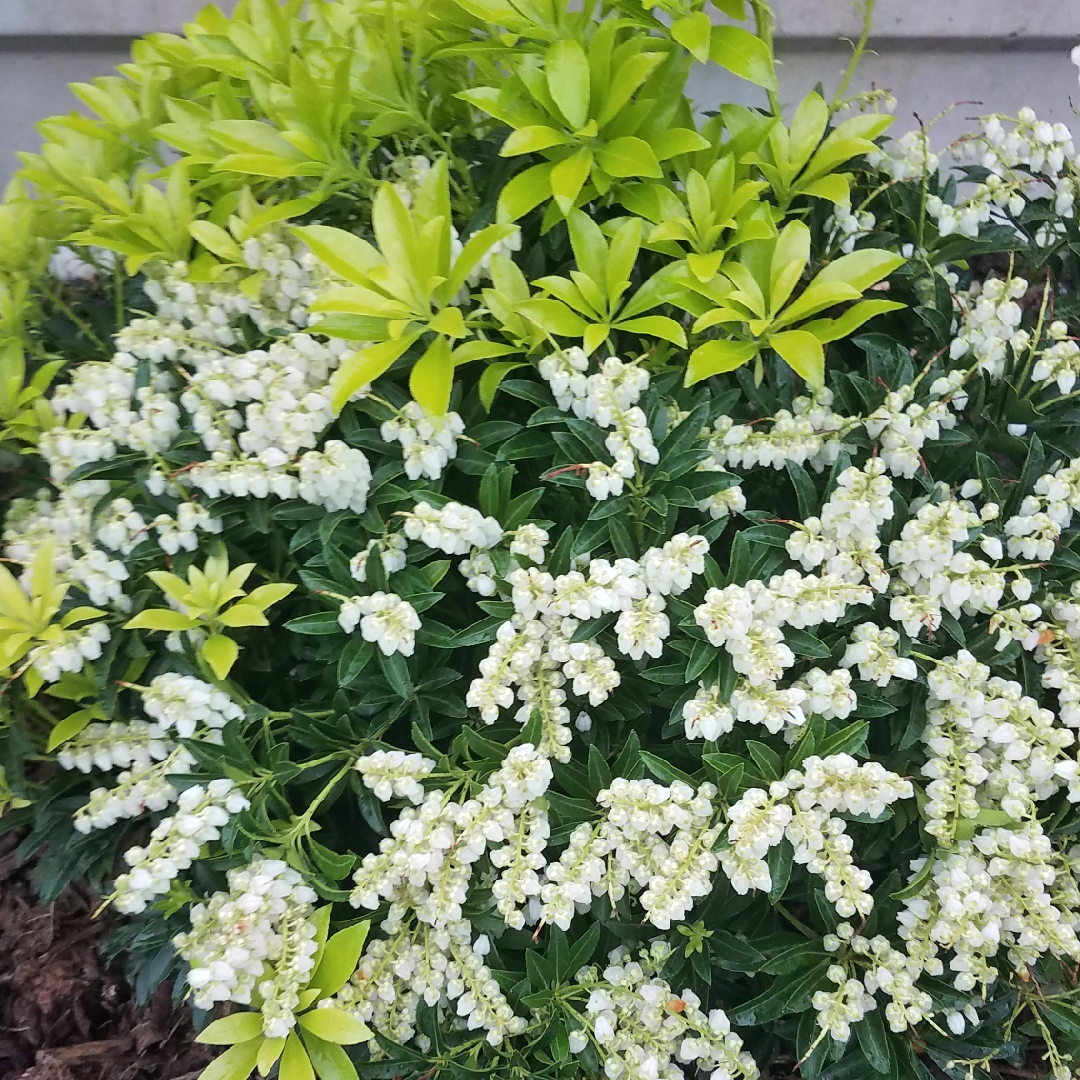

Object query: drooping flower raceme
[174,858,319,1037]
[113,779,250,912]
[338,592,421,655]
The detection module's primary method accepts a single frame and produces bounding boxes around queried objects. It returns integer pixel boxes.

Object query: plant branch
[829,0,877,112]
[750,0,783,118]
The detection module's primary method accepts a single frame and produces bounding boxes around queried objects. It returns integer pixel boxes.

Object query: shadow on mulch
[0,831,212,1080]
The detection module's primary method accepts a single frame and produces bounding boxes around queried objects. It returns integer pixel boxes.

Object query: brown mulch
[0,831,212,1080]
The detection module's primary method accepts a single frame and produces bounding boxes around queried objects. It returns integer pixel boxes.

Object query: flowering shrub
[4,1,1080,1079]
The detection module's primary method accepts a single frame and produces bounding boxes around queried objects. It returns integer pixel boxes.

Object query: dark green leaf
[639,750,698,788]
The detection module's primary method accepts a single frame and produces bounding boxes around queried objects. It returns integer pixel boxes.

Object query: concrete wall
[690,1,1080,148]
[0,0,1077,184]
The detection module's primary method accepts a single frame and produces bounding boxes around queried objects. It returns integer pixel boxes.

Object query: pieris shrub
[1,2,1080,1079]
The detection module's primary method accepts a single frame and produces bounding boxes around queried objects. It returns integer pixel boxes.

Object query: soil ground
[0,830,212,1080]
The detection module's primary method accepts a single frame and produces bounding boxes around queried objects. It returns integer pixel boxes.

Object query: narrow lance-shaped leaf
[546,40,591,131]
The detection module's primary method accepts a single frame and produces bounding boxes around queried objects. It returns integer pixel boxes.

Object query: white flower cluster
[1003,504,1058,562]
[787,459,893,591]
[595,777,720,929]
[683,667,852,744]
[28,622,111,684]
[707,390,848,473]
[141,673,244,738]
[926,187,993,239]
[459,549,498,595]
[112,779,250,913]
[699,482,746,522]
[402,500,503,555]
[887,488,1008,637]
[810,964,877,1043]
[898,824,1080,993]
[538,349,658,500]
[149,230,327,337]
[156,502,224,555]
[957,109,1077,195]
[1032,320,1080,394]
[356,749,436,804]
[692,562,872,737]
[921,651,1079,841]
[3,486,130,619]
[864,379,965,478]
[838,623,915,686]
[826,199,877,254]
[66,546,129,608]
[43,231,379,525]
[950,276,1030,379]
[350,533,408,581]
[1041,579,1080,729]
[5,481,107,575]
[575,942,759,1080]
[174,858,319,1037]
[176,334,340,457]
[468,536,707,758]
[509,522,549,562]
[705,367,968,485]
[57,719,171,774]
[94,495,220,559]
[296,440,372,513]
[342,748,548,1042]
[36,427,118,485]
[823,922,934,1035]
[867,128,940,181]
[73,745,194,833]
[349,744,551,932]
[878,109,1077,243]
[49,245,115,283]
[332,919,527,1051]
[721,756,912,917]
[1016,454,1080,550]
[380,401,465,480]
[338,592,420,656]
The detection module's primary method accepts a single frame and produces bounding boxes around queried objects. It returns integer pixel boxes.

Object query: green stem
[289,761,353,838]
[750,1,783,118]
[772,900,818,940]
[112,257,125,334]
[829,0,876,112]
[294,750,350,771]
[1036,388,1080,411]
[37,282,110,355]
[1016,273,1052,394]
[916,120,933,253]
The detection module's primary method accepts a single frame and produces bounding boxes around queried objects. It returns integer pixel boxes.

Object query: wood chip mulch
[0,830,212,1080]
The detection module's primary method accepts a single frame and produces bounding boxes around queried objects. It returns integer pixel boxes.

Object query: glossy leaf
[686,339,760,384]
[197,1012,265,1045]
[546,40,591,131]
[709,26,778,92]
[124,609,199,632]
[196,1039,264,1080]
[300,1032,359,1080]
[309,921,371,998]
[202,633,240,680]
[595,137,662,180]
[769,330,825,389]
[280,1033,315,1080]
[409,335,454,416]
[671,12,713,63]
[299,1008,372,1045]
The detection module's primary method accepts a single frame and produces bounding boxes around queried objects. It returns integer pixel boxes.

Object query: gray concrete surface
[0,0,1077,185]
